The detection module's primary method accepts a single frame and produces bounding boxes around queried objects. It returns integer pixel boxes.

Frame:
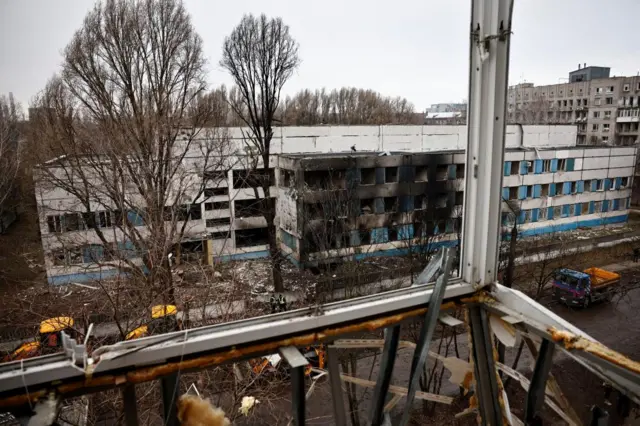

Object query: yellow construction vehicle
[125,305,179,340]
[3,317,76,362]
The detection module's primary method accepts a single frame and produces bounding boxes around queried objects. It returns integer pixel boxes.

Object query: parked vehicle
[552,267,620,308]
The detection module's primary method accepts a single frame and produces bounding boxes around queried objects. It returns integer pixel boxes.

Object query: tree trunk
[267,215,284,292]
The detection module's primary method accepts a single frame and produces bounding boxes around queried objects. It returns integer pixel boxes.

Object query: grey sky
[1,0,640,112]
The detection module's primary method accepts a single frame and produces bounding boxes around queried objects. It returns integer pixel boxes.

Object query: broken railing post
[280,346,309,425]
[525,339,555,425]
[121,384,138,426]
[327,346,347,426]
[399,247,452,426]
[371,325,401,426]
[468,305,503,426]
[160,373,180,426]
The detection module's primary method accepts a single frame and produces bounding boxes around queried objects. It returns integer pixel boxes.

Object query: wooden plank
[340,374,453,405]
[438,314,464,327]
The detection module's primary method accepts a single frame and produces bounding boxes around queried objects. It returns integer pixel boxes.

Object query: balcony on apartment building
[617,108,640,123]
[616,122,640,136]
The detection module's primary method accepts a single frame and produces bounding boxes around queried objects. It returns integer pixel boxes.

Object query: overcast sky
[2,0,640,112]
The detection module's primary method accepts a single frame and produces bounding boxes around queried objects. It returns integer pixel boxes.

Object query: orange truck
[552,267,620,308]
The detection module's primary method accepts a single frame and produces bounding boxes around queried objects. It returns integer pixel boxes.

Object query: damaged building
[34,125,636,284]
[277,146,636,266]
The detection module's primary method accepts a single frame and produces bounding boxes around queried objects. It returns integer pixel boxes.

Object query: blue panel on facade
[375,168,385,184]
[550,159,558,172]
[83,245,104,263]
[531,208,539,222]
[520,161,528,175]
[563,182,572,195]
[518,211,526,225]
[448,165,457,180]
[589,201,595,214]
[615,177,622,190]
[371,227,389,243]
[562,205,570,217]
[575,203,581,216]
[547,207,554,220]
[518,214,628,237]
[398,224,414,240]
[534,160,543,174]
[549,183,556,196]
[502,188,509,200]
[602,200,609,212]
[504,162,511,176]
[613,199,620,211]
[518,186,527,200]
[576,180,584,193]
[127,210,144,226]
[566,158,575,171]
[591,180,598,191]
[399,195,414,212]
[604,179,611,191]
[533,184,542,198]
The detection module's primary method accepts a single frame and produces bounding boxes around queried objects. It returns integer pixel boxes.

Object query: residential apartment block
[34,125,635,283]
[508,65,640,147]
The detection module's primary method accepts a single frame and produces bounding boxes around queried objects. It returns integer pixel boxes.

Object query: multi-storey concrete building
[508,65,640,147]
[35,124,635,283]
[278,146,635,266]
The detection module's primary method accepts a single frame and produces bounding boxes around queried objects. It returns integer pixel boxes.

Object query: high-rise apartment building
[508,65,640,147]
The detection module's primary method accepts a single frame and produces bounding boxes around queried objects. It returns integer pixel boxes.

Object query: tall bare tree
[0,94,22,232]
[30,0,229,316]
[221,13,300,292]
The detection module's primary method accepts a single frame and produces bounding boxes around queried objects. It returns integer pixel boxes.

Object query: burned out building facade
[278,147,636,267]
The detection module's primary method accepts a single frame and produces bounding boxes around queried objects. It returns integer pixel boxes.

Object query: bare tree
[29,0,229,323]
[220,13,301,292]
[0,94,22,232]
[278,87,416,125]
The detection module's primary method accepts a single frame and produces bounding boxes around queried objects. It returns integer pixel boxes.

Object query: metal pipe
[370,326,400,426]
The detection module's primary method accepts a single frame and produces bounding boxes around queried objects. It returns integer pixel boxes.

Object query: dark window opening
[384,197,397,212]
[359,229,371,245]
[456,164,465,179]
[206,218,231,227]
[210,231,229,240]
[304,169,346,190]
[47,215,62,233]
[205,201,230,211]
[204,187,228,197]
[455,191,464,206]
[508,187,518,200]
[235,228,269,248]
[235,199,263,218]
[177,204,202,221]
[304,202,325,220]
[360,198,375,215]
[64,213,83,232]
[436,165,448,181]
[385,167,398,183]
[360,168,376,185]
[281,169,295,187]
[233,169,275,188]
[541,185,549,197]
[435,194,448,209]
[415,165,428,182]
[414,194,426,210]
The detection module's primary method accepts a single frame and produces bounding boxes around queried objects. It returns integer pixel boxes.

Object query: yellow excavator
[3,317,76,362]
[125,305,179,340]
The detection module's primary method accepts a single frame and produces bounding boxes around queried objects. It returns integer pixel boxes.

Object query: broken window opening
[204,187,229,197]
[385,167,399,183]
[415,165,428,182]
[360,168,376,185]
[235,228,269,248]
[235,199,263,218]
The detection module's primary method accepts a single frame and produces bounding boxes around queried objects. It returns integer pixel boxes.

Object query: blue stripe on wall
[48,268,126,285]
